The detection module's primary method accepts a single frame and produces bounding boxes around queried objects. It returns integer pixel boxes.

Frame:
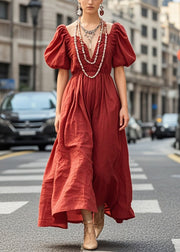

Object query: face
[78,0,103,15]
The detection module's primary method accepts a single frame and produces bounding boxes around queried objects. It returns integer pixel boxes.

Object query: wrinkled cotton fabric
[38,23,136,229]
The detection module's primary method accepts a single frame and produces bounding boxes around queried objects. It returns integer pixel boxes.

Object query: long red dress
[38,22,136,229]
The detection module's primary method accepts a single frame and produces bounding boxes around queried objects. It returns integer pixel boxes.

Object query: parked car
[126,116,142,143]
[151,113,178,139]
[0,91,57,150]
[136,119,154,137]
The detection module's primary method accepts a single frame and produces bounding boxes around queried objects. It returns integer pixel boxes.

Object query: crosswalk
[0,158,163,214]
[0,157,179,251]
[129,159,162,213]
[0,158,44,214]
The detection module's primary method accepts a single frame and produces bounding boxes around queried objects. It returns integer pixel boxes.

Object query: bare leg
[81,209,98,250]
[94,205,104,238]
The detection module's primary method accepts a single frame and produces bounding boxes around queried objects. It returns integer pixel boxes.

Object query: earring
[77,2,82,16]
[99,3,104,16]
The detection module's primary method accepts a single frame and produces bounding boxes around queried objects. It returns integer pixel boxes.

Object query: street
[0,138,180,252]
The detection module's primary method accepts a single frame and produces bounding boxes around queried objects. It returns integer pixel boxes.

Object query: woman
[38,0,136,250]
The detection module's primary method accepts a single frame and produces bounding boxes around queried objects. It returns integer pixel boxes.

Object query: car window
[162,114,178,123]
[1,93,56,111]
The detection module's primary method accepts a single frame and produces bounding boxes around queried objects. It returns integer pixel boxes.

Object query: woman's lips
[87,6,94,9]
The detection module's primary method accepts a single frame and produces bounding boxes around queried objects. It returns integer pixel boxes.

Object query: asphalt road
[0,137,180,252]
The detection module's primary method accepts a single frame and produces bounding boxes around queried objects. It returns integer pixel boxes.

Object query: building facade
[161,1,180,114]
[0,0,77,100]
[108,0,164,122]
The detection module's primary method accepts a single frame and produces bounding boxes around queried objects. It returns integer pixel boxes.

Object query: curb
[0,151,11,157]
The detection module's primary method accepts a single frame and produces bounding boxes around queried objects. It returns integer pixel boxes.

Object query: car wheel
[0,144,10,150]
[38,145,46,151]
[133,139,136,144]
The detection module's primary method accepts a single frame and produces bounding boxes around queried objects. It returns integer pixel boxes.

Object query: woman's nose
[87,0,93,5]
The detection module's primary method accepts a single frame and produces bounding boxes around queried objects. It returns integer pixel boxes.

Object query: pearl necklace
[78,18,103,65]
[74,20,108,79]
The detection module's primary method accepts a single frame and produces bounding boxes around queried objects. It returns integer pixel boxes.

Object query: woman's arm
[54,68,69,132]
[114,66,129,131]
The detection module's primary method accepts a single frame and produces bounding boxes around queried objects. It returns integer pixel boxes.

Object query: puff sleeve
[44,25,70,70]
[112,23,136,68]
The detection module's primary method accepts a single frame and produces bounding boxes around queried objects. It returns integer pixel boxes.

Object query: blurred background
[0,1,180,252]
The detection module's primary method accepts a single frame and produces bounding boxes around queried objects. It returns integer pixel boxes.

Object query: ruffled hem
[38,202,135,229]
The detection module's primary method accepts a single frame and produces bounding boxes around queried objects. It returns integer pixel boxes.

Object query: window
[141,25,147,37]
[67,16,73,25]
[173,68,177,76]
[0,1,9,20]
[130,28,134,45]
[173,55,177,63]
[152,11,158,21]
[141,45,148,54]
[57,13,63,26]
[20,5,28,23]
[152,28,157,40]
[153,64,157,76]
[152,47,157,57]
[19,65,31,90]
[142,62,148,75]
[0,62,9,78]
[141,7,148,17]
[129,8,134,18]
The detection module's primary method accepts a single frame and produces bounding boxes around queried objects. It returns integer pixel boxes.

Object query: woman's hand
[54,114,61,133]
[119,106,129,131]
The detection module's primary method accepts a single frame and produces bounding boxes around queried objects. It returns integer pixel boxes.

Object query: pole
[178,73,180,151]
[177,60,180,150]
[33,23,37,91]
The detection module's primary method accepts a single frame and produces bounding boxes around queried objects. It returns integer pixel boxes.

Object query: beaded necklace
[79,18,102,51]
[78,19,103,65]
[74,19,108,79]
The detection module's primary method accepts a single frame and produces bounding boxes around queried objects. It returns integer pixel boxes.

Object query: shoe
[83,220,98,250]
[94,207,104,238]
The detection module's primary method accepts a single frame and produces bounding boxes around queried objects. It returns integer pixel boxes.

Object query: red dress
[38,22,136,229]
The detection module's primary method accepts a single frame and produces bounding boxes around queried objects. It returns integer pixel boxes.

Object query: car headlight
[164,123,169,128]
[0,117,11,126]
[160,126,165,132]
[46,118,55,125]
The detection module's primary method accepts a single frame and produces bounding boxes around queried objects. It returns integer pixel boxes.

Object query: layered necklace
[74,18,108,79]
[79,18,102,51]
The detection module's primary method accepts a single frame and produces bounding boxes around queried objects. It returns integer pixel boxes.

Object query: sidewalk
[171,140,180,157]
[0,150,11,156]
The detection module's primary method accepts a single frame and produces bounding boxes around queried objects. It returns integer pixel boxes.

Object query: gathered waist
[71,71,111,78]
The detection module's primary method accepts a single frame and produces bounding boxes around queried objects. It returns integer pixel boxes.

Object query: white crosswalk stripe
[172,239,180,252]
[0,186,41,194]
[130,168,143,172]
[0,159,161,216]
[131,174,148,179]
[2,169,44,174]
[0,201,28,214]
[0,175,43,181]
[130,163,139,167]
[132,183,154,191]
[132,200,162,213]
[18,162,47,168]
